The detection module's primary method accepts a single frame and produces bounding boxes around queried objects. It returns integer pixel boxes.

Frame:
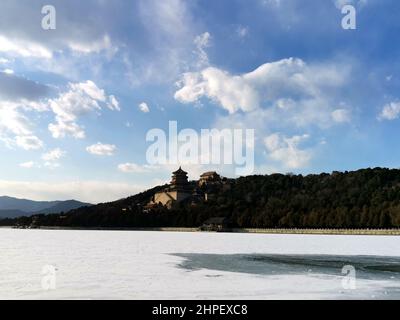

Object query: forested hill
[3,168,400,229]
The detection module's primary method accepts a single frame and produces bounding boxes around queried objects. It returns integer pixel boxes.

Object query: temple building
[170,167,190,191]
[149,167,192,209]
[146,168,226,210]
[199,171,221,187]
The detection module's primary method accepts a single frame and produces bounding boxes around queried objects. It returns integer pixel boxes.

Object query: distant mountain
[0,196,92,219]
[0,209,27,219]
[0,196,61,212]
[34,200,91,214]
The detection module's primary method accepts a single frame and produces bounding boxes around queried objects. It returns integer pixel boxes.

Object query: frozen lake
[0,228,399,300]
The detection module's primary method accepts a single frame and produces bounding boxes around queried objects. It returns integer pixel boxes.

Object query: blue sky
[0,0,400,203]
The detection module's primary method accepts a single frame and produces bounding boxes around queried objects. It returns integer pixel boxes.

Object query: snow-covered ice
[0,228,399,300]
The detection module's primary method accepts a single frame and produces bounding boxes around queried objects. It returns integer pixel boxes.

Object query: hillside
[3,168,400,229]
[33,200,92,215]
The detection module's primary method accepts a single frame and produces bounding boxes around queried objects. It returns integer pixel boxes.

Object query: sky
[0,0,400,203]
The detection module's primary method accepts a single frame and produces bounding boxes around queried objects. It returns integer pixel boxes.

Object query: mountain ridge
[0,196,92,219]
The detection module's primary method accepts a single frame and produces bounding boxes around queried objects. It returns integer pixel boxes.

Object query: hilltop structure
[170,167,190,191]
[199,171,221,187]
[148,167,192,209]
[147,167,223,209]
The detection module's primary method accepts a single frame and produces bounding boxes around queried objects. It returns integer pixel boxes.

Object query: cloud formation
[0,101,45,150]
[331,108,351,123]
[41,148,66,169]
[378,102,400,121]
[138,102,150,113]
[0,35,52,58]
[42,148,66,161]
[0,76,119,150]
[86,143,116,156]
[15,135,44,150]
[175,58,346,116]
[264,133,312,169]
[236,25,249,38]
[174,57,351,171]
[118,163,155,173]
[0,72,50,150]
[194,32,211,67]
[19,161,35,168]
[48,80,120,139]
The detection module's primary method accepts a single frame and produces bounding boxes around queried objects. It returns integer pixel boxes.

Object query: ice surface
[0,228,399,300]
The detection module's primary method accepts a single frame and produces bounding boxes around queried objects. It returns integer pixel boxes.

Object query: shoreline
[6,226,400,236]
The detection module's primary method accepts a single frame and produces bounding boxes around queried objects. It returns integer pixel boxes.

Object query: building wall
[153,191,191,206]
[154,192,175,206]
[174,191,191,202]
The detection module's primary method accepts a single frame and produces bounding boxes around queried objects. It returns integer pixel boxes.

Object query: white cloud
[175,67,258,113]
[86,143,116,156]
[68,35,116,55]
[138,102,150,113]
[378,102,400,121]
[48,121,85,139]
[118,163,156,173]
[175,58,346,115]
[0,18,115,60]
[3,68,14,74]
[48,80,120,139]
[19,161,35,168]
[74,80,107,102]
[0,35,52,58]
[264,133,312,169]
[236,26,249,38]
[42,148,66,162]
[15,135,43,150]
[108,95,120,111]
[0,78,117,149]
[194,32,211,67]
[0,102,32,136]
[40,148,66,169]
[0,100,46,150]
[173,56,349,175]
[331,108,351,123]
[0,58,9,64]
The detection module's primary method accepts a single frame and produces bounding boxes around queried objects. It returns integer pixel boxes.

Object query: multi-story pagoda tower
[170,167,189,191]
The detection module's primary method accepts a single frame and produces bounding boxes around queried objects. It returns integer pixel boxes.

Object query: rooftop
[172,167,188,175]
[200,171,219,177]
